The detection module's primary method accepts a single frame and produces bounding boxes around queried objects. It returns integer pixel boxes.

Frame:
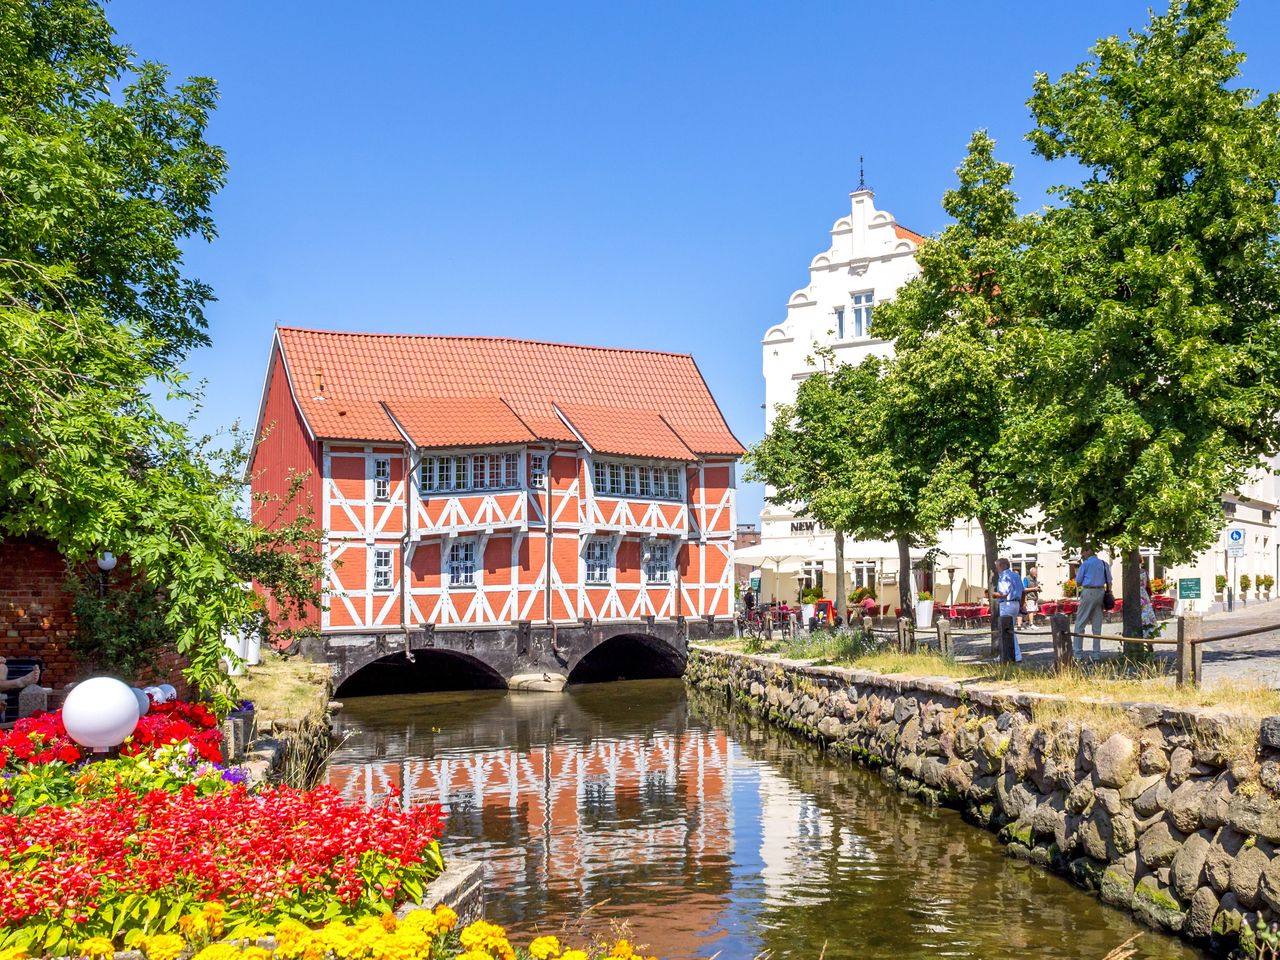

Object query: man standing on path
[1074,545,1112,656]
[994,559,1023,663]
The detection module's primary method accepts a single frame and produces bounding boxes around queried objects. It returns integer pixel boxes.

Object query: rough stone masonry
[685,645,1280,956]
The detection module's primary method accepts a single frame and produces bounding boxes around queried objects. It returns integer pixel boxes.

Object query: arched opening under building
[566,633,686,686]
[336,649,508,698]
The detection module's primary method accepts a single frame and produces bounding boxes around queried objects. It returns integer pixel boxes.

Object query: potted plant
[1216,574,1228,601]
[915,590,934,628]
[1063,579,1079,598]
[1149,576,1168,595]
[1261,574,1275,600]
[1241,573,1252,605]
[800,587,821,623]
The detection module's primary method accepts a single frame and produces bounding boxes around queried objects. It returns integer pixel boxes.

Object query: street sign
[1228,527,1246,558]
[1178,578,1201,600]
[1229,545,1246,558]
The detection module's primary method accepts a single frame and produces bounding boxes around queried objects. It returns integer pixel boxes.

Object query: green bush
[1216,574,1229,593]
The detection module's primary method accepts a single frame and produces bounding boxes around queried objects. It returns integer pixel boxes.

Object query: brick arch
[564,630,688,685]
[334,647,509,697]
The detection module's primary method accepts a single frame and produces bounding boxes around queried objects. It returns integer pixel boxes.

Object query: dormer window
[420,450,520,495]
[592,459,683,500]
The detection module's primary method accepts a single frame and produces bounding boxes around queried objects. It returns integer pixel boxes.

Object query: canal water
[326,679,1204,960]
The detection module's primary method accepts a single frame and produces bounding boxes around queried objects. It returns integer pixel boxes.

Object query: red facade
[249,328,742,636]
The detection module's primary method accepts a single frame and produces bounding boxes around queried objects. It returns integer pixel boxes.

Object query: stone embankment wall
[687,645,1280,956]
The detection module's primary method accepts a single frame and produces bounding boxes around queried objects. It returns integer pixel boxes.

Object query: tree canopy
[0,0,322,702]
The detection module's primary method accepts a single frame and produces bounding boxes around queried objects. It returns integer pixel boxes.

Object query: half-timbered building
[250,327,742,689]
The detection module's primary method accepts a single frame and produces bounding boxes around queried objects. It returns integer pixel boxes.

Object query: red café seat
[978,605,990,618]
[894,607,902,618]
[1040,601,1058,616]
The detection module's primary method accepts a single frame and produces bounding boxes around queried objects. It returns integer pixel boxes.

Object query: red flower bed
[0,785,446,951]
[0,699,223,770]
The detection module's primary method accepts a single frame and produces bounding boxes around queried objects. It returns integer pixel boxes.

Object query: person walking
[1073,545,1112,656]
[1139,568,1157,638]
[1019,565,1041,628]
[994,558,1023,663]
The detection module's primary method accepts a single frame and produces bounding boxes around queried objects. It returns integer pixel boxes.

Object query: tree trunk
[834,529,848,630]
[979,519,1000,657]
[896,534,914,624]
[1121,546,1148,661]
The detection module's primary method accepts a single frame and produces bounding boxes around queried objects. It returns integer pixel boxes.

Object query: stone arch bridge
[298,617,733,697]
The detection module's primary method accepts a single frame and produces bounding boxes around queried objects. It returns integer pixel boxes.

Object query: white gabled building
[754,183,1280,614]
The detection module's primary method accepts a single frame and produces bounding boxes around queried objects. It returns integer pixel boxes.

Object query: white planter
[915,600,934,628]
[801,603,817,623]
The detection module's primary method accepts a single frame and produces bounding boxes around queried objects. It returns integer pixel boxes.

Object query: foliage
[1012,0,1280,566]
[0,741,243,817]
[871,131,1035,577]
[784,627,886,664]
[1241,574,1253,592]
[1261,575,1275,592]
[1148,577,1167,594]
[1217,574,1229,594]
[851,586,876,604]
[1062,579,1079,598]
[917,591,932,601]
[67,559,175,677]
[0,785,446,955]
[0,699,222,773]
[800,587,822,604]
[0,1,325,706]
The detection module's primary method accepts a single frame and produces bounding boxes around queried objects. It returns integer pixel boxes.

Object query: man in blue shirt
[994,558,1023,663]
[1074,545,1112,655]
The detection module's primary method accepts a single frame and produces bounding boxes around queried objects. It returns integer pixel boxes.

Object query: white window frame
[851,290,874,338]
[372,547,394,591]
[593,461,607,494]
[644,541,672,584]
[448,540,476,587]
[664,467,681,500]
[373,457,391,501]
[529,454,546,488]
[834,306,845,340]
[585,539,613,584]
[851,561,876,590]
[420,450,524,495]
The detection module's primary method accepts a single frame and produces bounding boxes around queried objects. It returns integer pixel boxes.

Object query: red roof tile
[894,224,926,246]
[554,402,697,462]
[274,327,744,459]
[383,397,538,448]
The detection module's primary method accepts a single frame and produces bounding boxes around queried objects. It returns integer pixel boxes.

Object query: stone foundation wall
[686,645,1280,956]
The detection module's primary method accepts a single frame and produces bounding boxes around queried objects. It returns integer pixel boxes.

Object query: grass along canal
[324,678,1200,959]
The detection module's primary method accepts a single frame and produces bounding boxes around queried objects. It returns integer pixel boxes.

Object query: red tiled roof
[554,402,697,462]
[894,224,926,246]
[383,396,538,448]
[274,327,744,459]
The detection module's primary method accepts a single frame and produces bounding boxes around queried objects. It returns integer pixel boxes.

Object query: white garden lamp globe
[62,677,140,753]
[131,687,151,717]
[157,683,177,702]
[96,551,117,572]
[143,685,163,703]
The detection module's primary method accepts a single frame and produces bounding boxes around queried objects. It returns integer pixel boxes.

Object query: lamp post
[62,676,140,756]
[96,551,117,597]
[946,565,958,605]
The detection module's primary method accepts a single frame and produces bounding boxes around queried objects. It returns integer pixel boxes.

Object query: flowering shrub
[0,743,245,816]
[59,907,654,960]
[0,699,223,772]
[0,786,445,954]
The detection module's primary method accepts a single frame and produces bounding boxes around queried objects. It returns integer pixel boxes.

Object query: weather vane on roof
[856,155,871,193]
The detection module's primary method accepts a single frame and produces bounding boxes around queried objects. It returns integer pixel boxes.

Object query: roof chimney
[313,368,324,399]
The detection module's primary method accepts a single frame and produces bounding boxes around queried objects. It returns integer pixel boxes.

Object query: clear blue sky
[111,1,1280,522]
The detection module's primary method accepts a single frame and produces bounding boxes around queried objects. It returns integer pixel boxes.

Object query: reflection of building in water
[327,730,733,953]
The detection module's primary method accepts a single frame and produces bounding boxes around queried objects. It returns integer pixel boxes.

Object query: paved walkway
[912,599,1280,687]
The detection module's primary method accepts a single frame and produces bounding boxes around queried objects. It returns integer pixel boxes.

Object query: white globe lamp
[131,687,151,717]
[157,683,177,703]
[142,685,163,703]
[62,677,140,753]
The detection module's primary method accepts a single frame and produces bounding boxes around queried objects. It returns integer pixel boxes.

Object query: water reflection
[326,680,1204,960]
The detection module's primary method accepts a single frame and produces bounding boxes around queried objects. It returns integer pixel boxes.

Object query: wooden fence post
[897,617,916,654]
[1050,613,1073,672]
[1177,613,1204,688]
[861,616,875,639]
[937,618,953,657]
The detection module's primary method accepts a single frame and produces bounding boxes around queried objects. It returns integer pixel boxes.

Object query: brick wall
[0,537,192,695]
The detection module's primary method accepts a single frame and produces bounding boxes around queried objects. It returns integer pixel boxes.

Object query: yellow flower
[240,948,272,960]
[79,937,115,959]
[457,952,491,960]
[144,934,186,960]
[192,945,241,960]
[202,903,227,938]
[0,948,29,960]
[179,913,209,937]
[529,935,561,960]
[560,951,590,960]
[398,912,439,937]
[611,941,634,959]
[273,919,316,960]
[433,905,458,932]
[379,913,397,934]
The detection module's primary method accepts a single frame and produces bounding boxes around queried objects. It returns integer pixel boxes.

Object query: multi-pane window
[592,461,682,500]
[529,454,546,488]
[373,458,390,500]
[851,291,874,338]
[644,542,672,584]
[373,547,393,590]
[834,306,845,340]
[448,541,475,586]
[420,451,521,494]
[585,540,612,584]
[851,561,876,590]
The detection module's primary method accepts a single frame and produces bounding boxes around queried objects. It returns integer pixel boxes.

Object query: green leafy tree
[0,0,323,702]
[1014,0,1280,638]
[874,132,1034,628]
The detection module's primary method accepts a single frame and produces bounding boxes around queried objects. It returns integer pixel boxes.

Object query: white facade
[756,186,1280,614]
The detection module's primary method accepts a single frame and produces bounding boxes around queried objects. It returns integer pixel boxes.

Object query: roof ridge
[276,325,697,361]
